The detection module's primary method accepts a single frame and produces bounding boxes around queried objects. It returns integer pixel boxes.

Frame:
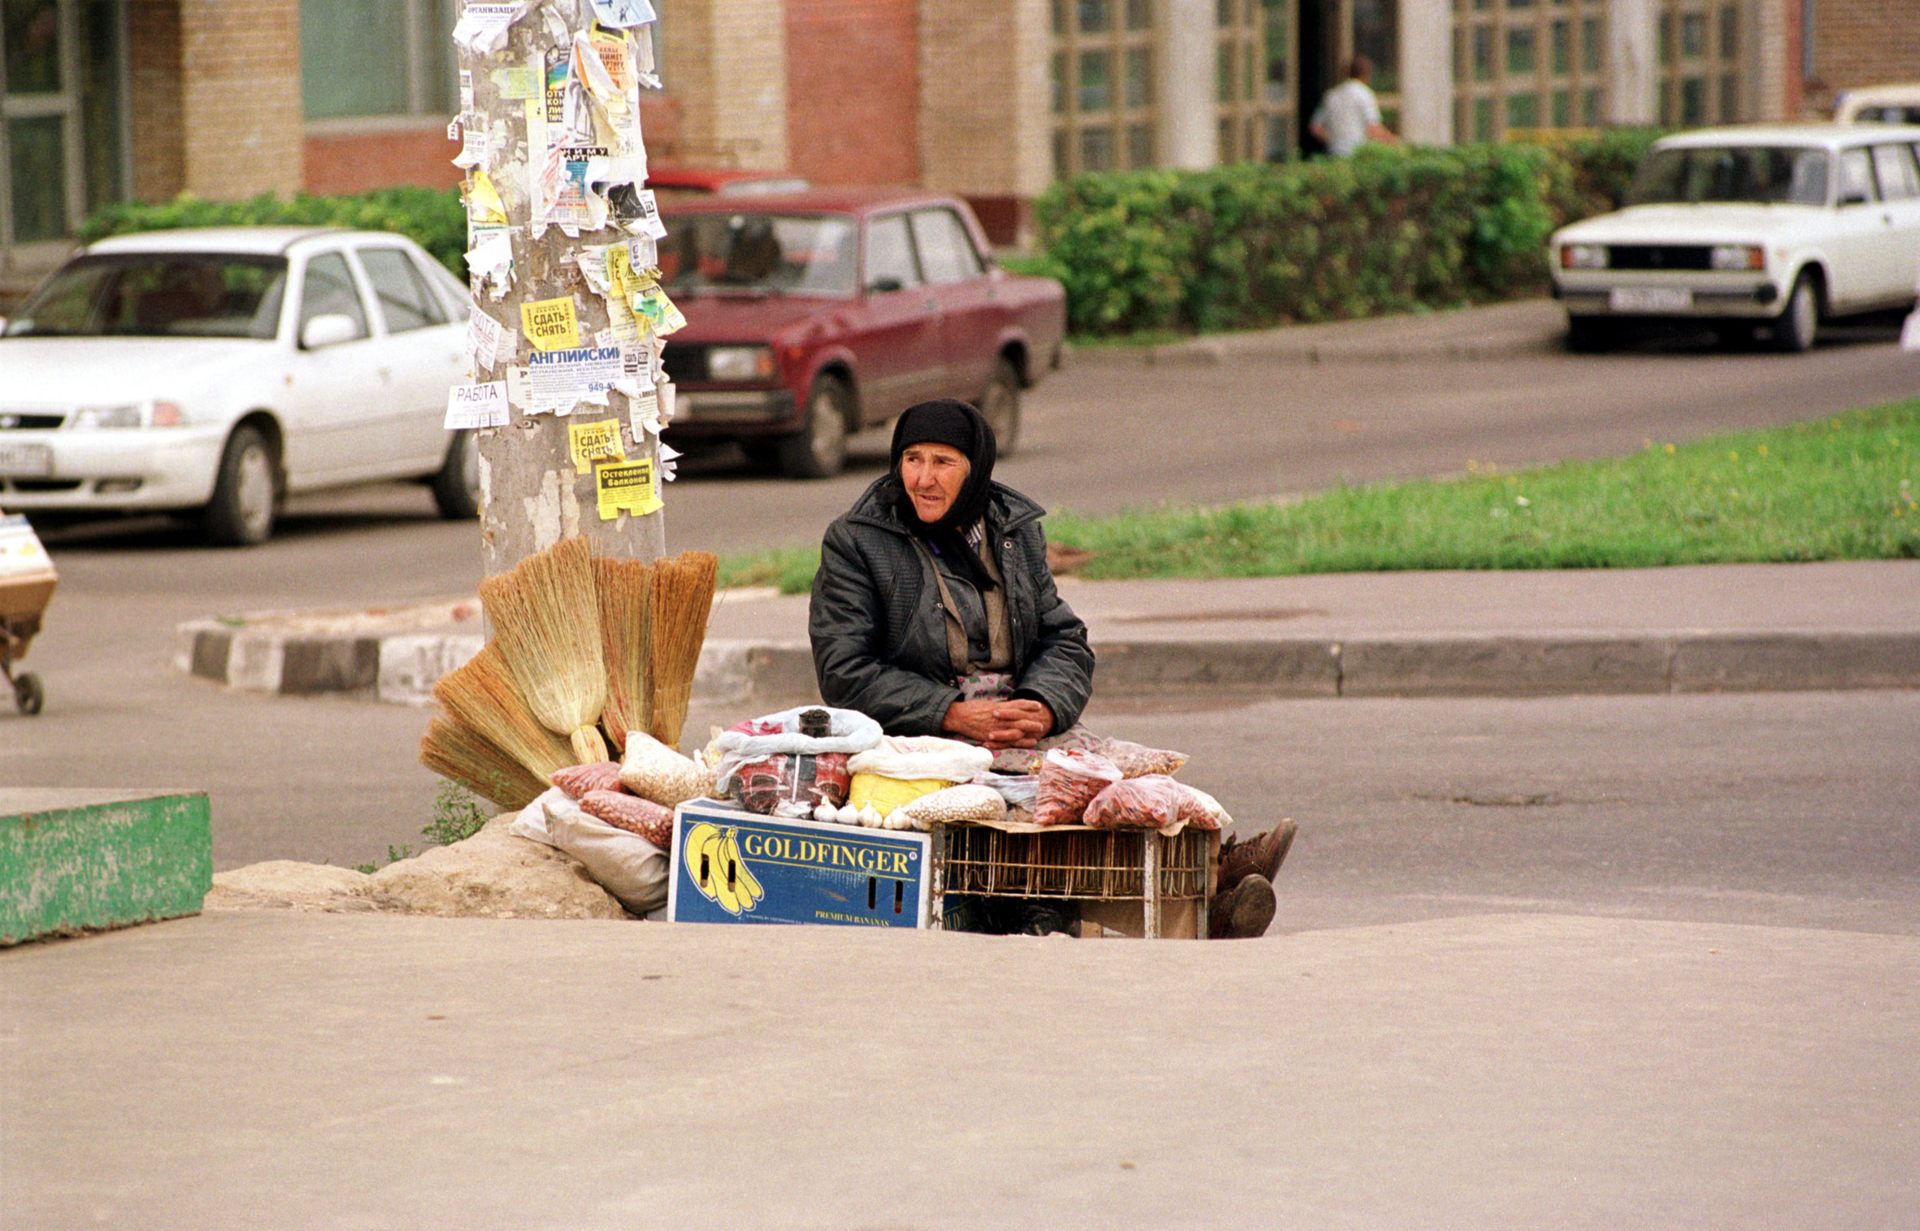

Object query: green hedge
[79,187,468,279]
[1030,132,1664,337]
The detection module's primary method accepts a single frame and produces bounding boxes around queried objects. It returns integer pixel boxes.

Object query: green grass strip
[717,401,1920,594]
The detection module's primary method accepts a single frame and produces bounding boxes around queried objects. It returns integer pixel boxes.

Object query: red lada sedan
[656,189,1066,477]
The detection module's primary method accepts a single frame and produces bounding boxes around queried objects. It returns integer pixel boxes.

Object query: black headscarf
[888,399,998,591]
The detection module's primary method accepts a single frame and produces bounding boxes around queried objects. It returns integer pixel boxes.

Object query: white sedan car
[0,226,473,544]
[1549,123,1920,352]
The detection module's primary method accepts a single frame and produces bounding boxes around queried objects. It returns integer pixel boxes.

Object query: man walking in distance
[1309,56,1401,157]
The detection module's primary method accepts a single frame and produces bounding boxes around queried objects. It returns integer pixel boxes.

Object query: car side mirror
[300,313,360,349]
[867,276,904,294]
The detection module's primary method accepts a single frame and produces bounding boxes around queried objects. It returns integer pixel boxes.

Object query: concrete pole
[453,0,669,576]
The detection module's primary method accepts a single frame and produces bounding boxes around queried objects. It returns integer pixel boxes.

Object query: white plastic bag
[508,787,669,915]
[710,705,884,793]
[846,734,993,784]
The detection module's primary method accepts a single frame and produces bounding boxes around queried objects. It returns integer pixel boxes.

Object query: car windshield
[657,213,857,297]
[3,251,289,339]
[1627,145,1830,206]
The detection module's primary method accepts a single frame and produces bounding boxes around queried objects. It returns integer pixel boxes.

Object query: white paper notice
[590,0,655,27]
[452,1,527,53]
[468,307,515,370]
[527,345,624,413]
[446,382,510,429]
[465,231,514,299]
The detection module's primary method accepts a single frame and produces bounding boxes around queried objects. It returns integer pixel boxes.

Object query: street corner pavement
[174,559,1920,707]
[7,908,1919,1228]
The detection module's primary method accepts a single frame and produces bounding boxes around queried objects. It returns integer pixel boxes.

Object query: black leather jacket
[809,477,1095,736]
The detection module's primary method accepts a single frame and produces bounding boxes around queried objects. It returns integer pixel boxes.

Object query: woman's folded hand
[943,698,1055,750]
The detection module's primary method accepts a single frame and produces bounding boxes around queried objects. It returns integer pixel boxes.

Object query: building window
[301,0,456,121]
[1452,0,1607,142]
[1052,0,1159,177]
[1657,0,1743,127]
[1217,0,1295,164]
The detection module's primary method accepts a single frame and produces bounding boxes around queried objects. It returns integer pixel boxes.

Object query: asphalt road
[7,313,1918,917]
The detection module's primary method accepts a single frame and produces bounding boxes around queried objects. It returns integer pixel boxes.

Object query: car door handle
[923,297,939,312]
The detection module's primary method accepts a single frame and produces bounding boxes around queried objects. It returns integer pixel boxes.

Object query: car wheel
[1770,273,1819,353]
[432,429,483,519]
[778,374,851,479]
[1565,315,1615,353]
[980,356,1021,458]
[203,424,278,546]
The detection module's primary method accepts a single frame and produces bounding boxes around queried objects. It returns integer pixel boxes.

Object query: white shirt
[1311,78,1383,158]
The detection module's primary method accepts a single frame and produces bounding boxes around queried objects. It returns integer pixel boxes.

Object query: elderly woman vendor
[808,399,1292,939]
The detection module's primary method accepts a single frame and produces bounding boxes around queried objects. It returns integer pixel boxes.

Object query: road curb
[175,623,1920,706]
[1068,300,1564,368]
[1073,334,1556,368]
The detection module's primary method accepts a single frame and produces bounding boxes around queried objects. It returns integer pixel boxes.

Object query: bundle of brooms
[419,535,719,809]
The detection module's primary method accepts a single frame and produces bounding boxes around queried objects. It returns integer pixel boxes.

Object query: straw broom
[649,549,718,750]
[479,534,611,764]
[419,713,549,809]
[593,554,654,756]
[430,640,574,781]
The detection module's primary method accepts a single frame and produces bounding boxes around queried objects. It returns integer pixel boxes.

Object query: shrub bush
[1033,134,1662,338]
[79,186,468,278]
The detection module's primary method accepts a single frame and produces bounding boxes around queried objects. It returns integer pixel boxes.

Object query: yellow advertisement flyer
[520,296,580,351]
[568,418,625,474]
[596,457,661,520]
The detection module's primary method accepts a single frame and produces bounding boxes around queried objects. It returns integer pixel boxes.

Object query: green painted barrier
[1,790,212,945]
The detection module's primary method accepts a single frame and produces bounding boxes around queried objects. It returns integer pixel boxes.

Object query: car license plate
[0,443,52,477]
[1610,286,1693,313]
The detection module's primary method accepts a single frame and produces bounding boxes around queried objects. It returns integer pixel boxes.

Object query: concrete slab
[0,789,211,945]
[3,910,1914,1228]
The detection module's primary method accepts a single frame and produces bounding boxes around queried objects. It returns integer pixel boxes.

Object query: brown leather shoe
[1218,818,1297,894]
[1208,873,1276,940]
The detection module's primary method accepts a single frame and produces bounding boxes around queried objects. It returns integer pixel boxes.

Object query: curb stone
[175,624,1920,705]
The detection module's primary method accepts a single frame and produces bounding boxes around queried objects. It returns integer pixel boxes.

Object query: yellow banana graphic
[724,829,764,911]
[705,826,742,914]
[681,822,763,916]
[683,822,722,905]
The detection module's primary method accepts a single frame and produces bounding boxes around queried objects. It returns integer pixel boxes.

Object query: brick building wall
[177,0,304,199]
[659,0,789,169]
[786,0,919,186]
[919,0,1050,245]
[127,0,185,201]
[303,119,462,197]
[1803,0,1920,114]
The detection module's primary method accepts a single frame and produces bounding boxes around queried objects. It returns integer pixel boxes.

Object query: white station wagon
[0,227,474,544]
[1549,123,1920,351]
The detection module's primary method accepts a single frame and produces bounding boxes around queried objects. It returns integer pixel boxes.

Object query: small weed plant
[424,780,492,847]
[355,782,492,873]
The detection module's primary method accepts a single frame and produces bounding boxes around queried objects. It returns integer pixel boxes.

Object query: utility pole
[448,0,675,574]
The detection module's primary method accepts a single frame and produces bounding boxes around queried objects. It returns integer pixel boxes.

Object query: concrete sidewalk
[6,908,1916,1229]
[177,559,1920,704]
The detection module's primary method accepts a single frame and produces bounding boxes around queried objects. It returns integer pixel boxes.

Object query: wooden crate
[930,822,1218,939]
